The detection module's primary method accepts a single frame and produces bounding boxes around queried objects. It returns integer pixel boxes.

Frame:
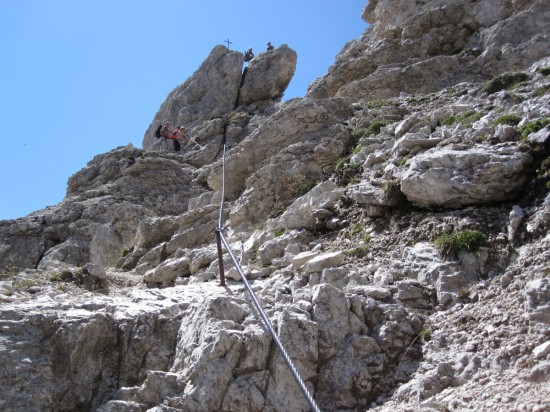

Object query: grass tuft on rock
[481,71,530,94]
[519,117,550,140]
[493,114,522,126]
[434,230,487,258]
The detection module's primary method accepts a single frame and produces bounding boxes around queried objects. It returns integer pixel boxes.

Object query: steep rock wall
[0,1,549,411]
[307,0,550,101]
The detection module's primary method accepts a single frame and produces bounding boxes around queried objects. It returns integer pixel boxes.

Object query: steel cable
[215,142,321,412]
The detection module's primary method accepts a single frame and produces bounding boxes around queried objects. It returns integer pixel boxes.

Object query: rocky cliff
[1,1,549,411]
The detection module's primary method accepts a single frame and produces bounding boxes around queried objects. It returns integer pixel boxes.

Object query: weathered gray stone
[533,341,550,359]
[1,2,550,411]
[303,251,346,274]
[346,284,392,300]
[400,145,532,208]
[257,229,312,266]
[90,224,124,267]
[525,278,550,324]
[238,44,297,108]
[347,180,399,217]
[278,180,345,230]
[214,99,351,230]
[508,205,525,242]
[309,0,550,101]
[143,256,191,287]
[528,126,550,144]
[312,284,350,361]
[291,251,319,269]
[142,45,243,150]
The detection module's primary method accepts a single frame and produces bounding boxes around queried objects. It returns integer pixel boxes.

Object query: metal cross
[224,38,233,50]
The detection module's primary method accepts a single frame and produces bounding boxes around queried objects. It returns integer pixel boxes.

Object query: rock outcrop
[1,1,550,411]
[307,0,550,101]
[237,44,297,108]
[143,44,297,151]
[0,146,207,273]
[143,45,243,150]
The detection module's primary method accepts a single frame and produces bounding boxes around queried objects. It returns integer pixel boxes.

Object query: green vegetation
[366,99,399,109]
[441,115,457,126]
[273,226,286,237]
[434,230,487,258]
[49,273,61,282]
[441,110,481,127]
[348,223,364,238]
[350,128,364,141]
[518,117,550,140]
[418,327,432,341]
[364,119,388,136]
[458,286,472,300]
[288,178,318,197]
[460,111,482,126]
[209,112,224,120]
[351,145,362,155]
[446,86,459,94]
[346,224,372,246]
[345,245,369,259]
[351,119,388,140]
[395,154,412,167]
[533,85,550,97]
[332,157,362,185]
[3,278,41,296]
[320,152,362,186]
[481,71,530,94]
[493,114,522,126]
[224,111,237,127]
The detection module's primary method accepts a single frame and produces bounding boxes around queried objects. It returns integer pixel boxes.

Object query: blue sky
[0,0,367,220]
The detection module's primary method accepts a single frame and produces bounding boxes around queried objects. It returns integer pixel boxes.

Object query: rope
[214,142,321,412]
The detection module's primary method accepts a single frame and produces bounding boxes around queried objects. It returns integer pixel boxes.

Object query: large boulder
[400,145,532,208]
[237,44,297,108]
[278,180,344,230]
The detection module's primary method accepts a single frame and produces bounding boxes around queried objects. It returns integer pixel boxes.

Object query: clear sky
[0,0,367,220]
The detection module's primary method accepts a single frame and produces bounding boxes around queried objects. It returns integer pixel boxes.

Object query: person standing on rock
[155,122,182,151]
[168,126,187,152]
[244,47,254,62]
[156,121,172,139]
[162,122,172,136]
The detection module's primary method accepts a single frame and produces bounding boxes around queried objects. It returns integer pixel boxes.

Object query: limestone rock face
[143,45,244,150]
[1,1,550,411]
[208,97,352,229]
[143,44,298,152]
[0,282,423,412]
[0,146,206,272]
[237,44,297,108]
[307,0,550,101]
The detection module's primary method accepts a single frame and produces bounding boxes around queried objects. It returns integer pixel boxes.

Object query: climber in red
[155,122,187,152]
[169,126,187,152]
